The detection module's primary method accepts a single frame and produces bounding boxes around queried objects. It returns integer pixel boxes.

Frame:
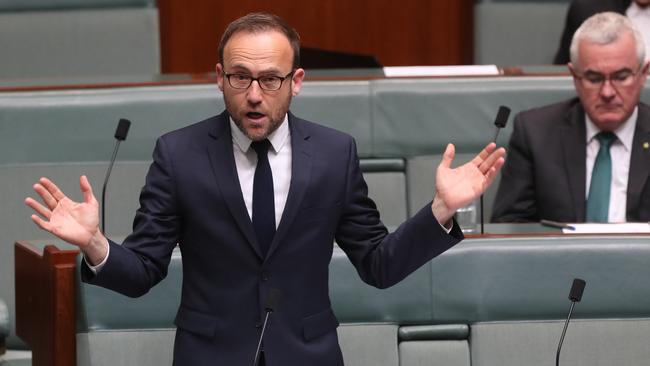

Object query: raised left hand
[431,143,506,225]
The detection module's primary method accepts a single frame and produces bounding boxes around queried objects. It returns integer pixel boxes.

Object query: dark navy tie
[251,139,275,256]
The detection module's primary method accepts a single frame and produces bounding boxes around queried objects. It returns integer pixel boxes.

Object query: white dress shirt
[230,116,292,227]
[585,108,637,222]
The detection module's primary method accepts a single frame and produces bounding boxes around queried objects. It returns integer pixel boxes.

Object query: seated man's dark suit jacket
[554,0,631,64]
[81,110,463,365]
[492,98,650,223]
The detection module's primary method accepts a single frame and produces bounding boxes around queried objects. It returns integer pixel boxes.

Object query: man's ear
[567,62,577,77]
[291,68,305,96]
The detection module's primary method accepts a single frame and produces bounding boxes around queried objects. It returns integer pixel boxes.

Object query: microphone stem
[102,140,121,234]
[481,125,502,236]
[253,311,271,366]
[556,301,576,366]
[492,126,501,144]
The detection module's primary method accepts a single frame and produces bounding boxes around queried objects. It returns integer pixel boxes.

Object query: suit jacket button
[261,271,269,281]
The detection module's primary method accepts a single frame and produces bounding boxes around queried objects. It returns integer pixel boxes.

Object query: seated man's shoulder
[516,98,582,127]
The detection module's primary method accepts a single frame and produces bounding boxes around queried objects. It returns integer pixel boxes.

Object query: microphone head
[494,106,510,128]
[114,118,131,141]
[568,278,586,302]
[265,288,282,312]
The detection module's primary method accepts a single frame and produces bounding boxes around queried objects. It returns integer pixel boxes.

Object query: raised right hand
[25,175,108,264]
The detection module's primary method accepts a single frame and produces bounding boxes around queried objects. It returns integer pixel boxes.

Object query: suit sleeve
[334,137,463,289]
[491,113,540,222]
[81,136,182,297]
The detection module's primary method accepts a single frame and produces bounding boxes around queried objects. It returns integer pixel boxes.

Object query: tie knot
[251,139,271,156]
[597,132,617,148]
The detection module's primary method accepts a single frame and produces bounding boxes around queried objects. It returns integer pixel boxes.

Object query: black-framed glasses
[223,71,294,91]
[574,67,641,90]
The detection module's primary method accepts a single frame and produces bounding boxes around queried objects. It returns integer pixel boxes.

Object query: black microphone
[253,288,282,366]
[556,278,586,366]
[480,106,511,234]
[491,105,511,143]
[101,118,131,234]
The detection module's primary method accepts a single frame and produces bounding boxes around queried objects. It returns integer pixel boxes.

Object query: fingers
[477,146,506,175]
[439,143,455,169]
[483,157,506,186]
[471,142,496,166]
[25,197,52,220]
[32,181,58,210]
[39,177,67,201]
[30,213,52,232]
[80,175,96,204]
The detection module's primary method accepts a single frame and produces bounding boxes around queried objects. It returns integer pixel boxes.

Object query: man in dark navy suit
[26,13,505,366]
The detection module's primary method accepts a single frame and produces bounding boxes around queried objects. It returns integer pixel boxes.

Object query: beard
[225,88,293,141]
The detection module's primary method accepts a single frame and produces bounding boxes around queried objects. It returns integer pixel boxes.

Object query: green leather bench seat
[474,0,571,65]
[76,246,181,365]
[69,235,650,366]
[370,77,576,155]
[0,0,159,79]
[0,0,154,12]
[431,236,650,322]
[434,236,650,366]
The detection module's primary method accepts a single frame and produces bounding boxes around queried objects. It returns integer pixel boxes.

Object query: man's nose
[247,80,263,103]
[599,79,617,99]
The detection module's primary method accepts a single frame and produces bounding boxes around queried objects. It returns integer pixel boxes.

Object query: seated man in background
[555,0,650,64]
[493,12,650,223]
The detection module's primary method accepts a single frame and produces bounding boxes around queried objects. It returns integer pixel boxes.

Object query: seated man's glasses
[575,67,641,90]
[224,71,295,91]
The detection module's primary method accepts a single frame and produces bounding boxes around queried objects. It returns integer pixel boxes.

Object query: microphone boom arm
[101,139,122,234]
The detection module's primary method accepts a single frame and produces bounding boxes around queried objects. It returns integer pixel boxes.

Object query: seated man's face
[570,31,648,132]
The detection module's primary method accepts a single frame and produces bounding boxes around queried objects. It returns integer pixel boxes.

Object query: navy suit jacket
[491,98,650,223]
[554,0,630,64]
[82,111,463,365]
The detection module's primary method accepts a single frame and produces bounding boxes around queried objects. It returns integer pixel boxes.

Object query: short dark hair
[218,12,301,69]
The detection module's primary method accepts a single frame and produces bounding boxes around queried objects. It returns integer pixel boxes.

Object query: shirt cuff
[84,242,110,274]
[440,220,453,234]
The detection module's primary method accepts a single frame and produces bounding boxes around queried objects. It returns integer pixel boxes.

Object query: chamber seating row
[0,0,159,80]
[4,76,649,360]
[16,233,650,366]
[474,0,571,65]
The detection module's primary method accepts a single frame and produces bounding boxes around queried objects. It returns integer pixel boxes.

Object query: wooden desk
[15,241,79,366]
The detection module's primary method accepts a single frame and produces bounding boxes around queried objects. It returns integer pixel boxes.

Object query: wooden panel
[15,241,79,366]
[158,0,473,73]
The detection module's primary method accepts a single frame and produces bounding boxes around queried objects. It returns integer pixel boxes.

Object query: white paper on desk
[562,223,650,234]
[382,65,500,77]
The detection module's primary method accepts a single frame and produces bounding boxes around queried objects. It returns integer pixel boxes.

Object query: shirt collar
[585,106,637,151]
[230,114,290,154]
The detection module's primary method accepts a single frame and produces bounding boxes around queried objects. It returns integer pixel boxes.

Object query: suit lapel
[626,104,650,218]
[266,113,312,260]
[206,112,262,258]
[560,102,587,221]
